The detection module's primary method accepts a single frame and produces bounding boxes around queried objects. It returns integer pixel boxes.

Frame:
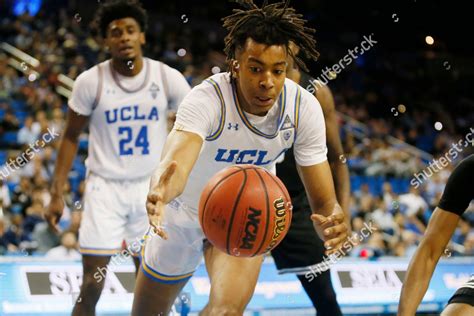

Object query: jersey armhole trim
[293,86,302,142]
[160,61,170,103]
[91,64,103,111]
[205,79,226,141]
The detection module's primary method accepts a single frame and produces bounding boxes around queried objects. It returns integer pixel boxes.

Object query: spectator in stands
[11,177,32,216]
[353,183,374,218]
[32,110,48,135]
[382,181,396,210]
[3,213,30,251]
[400,230,419,257]
[17,116,40,145]
[32,221,59,253]
[0,109,20,134]
[463,231,474,256]
[424,173,445,208]
[45,230,81,260]
[398,186,429,233]
[23,200,44,235]
[359,230,386,258]
[370,197,397,234]
[0,217,7,255]
[365,138,393,176]
[40,146,56,179]
[0,178,11,217]
[49,108,65,135]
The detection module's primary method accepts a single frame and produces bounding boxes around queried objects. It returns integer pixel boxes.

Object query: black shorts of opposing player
[441,155,474,306]
[448,275,474,306]
[438,154,474,217]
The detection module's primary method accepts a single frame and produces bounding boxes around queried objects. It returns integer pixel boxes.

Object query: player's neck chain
[110,58,150,94]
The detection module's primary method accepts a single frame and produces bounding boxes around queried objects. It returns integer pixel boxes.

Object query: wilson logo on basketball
[265,197,287,252]
[239,207,262,249]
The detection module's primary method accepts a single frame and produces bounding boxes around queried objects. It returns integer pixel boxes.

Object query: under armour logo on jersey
[149,82,160,99]
[227,123,239,131]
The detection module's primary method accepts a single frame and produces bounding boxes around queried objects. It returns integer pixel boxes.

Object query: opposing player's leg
[72,255,111,316]
[297,271,342,316]
[200,244,264,316]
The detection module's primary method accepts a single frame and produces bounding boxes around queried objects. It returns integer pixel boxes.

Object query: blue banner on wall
[0,257,472,315]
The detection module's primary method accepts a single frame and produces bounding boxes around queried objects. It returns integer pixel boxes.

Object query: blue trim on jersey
[79,246,121,256]
[141,265,193,284]
[205,79,226,141]
[293,86,302,142]
[231,83,286,139]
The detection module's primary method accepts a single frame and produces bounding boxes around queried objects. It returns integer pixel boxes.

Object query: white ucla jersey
[69,58,191,180]
[174,72,327,212]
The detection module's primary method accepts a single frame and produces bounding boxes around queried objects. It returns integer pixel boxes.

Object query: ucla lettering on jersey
[178,73,303,211]
[104,105,159,123]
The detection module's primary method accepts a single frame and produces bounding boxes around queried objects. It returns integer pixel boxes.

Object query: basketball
[199,164,293,257]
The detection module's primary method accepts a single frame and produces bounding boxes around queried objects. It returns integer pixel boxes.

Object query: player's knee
[81,273,105,295]
[206,304,243,316]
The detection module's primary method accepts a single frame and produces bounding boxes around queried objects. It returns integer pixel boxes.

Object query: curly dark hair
[222,0,319,72]
[94,0,148,38]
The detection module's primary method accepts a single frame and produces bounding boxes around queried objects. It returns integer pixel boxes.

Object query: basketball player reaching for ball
[43,1,190,315]
[271,42,350,315]
[132,1,348,315]
[398,154,474,316]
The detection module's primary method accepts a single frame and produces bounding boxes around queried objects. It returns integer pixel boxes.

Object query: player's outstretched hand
[311,205,348,256]
[44,195,64,234]
[147,161,178,239]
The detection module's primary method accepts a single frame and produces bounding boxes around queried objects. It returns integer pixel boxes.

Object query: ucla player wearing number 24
[132,1,348,315]
[43,1,191,315]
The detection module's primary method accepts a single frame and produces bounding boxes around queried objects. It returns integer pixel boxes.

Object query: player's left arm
[294,88,348,255]
[398,207,459,316]
[297,161,347,255]
[398,154,473,315]
[315,84,351,228]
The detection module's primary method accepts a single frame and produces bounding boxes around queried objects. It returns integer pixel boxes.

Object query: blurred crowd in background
[0,0,473,260]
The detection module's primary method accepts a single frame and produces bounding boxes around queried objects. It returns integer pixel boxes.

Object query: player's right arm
[146,130,203,239]
[146,81,220,239]
[46,110,89,232]
[45,69,95,232]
